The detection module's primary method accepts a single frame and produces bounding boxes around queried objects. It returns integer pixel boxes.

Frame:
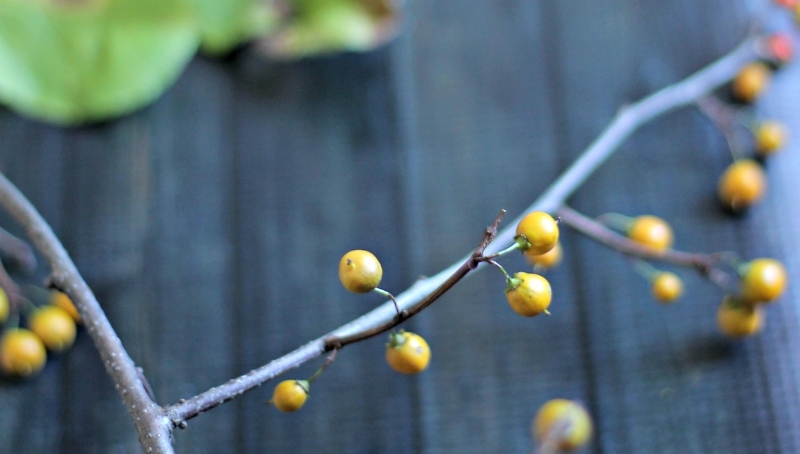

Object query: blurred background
[0,0,799,452]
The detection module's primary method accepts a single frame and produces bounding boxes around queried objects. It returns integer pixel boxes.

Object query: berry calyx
[765,33,794,65]
[533,399,592,451]
[754,121,787,156]
[28,306,77,353]
[515,212,559,256]
[525,242,563,269]
[51,290,80,323]
[271,379,310,412]
[386,331,431,374]
[651,272,683,303]
[627,215,673,251]
[717,298,763,338]
[505,272,552,317]
[739,258,788,304]
[717,159,766,210]
[0,328,47,377]
[339,250,383,293]
[731,62,771,103]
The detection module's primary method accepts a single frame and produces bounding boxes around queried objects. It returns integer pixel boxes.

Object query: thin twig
[0,225,36,272]
[556,205,735,291]
[696,95,748,160]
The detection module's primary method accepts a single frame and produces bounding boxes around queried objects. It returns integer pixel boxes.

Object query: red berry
[766,33,794,64]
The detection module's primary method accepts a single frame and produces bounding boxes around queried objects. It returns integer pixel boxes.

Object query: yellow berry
[51,290,80,323]
[271,380,309,412]
[505,272,552,317]
[386,331,431,374]
[717,160,766,210]
[732,62,770,103]
[515,212,559,256]
[533,399,592,451]
[28,306,77,353]
[0,329,47,377]
[755,121,787,156]
[627,215,673,251]
[717,298,763,338]
[651,272,683,303]
[338,250,383,293]
[525,242,563,269]
[740,258,788,304]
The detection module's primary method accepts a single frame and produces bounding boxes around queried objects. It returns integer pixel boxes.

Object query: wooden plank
[228,48,416,453]
[0,0,797,452]
[402,1,588,452]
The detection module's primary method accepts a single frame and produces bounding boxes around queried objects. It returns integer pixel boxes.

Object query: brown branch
[325,210,505,349]
[556,205,734,290]
[0,173,174,454]
[165,210,506,424]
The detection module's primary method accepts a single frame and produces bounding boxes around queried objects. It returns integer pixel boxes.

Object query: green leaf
[191,0,280,55]
[261,0,401,58]
[0,0,200,125]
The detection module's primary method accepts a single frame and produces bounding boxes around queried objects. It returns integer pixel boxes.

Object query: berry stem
[557,205,738,293]
[20,296,39,314]
[491,242,522,258]
[3,310,19,330]
[486,259,512,282]
[632,260,661,281]
[307,348,337,383]
[373,288,401,316]
[596,212,634,232]
[695,96,747,162]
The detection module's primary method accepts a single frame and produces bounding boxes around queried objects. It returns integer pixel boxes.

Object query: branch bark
[0,174,173,453]
[555,205,735,291]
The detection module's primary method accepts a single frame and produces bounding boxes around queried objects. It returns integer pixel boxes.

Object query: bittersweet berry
[339,250,383,293]
[525,242,563,269]
[651,272,683,303]
[533,399,592,451]
[754,121,787,156]
[0,329,47,377]
[386,331,430,374]
[627,215,673,251]
[717,298,763,338]
[732,62,771,103]
[505,272,552,317]
[515,212,559,256]
[717,160,766,210]
[739,258,788,304]
[28,306,77,353]
[271,380,309,412]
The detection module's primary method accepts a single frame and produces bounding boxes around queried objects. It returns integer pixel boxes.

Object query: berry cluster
[0,289,80,378]
[717,32,793,211]
[269,211,560,413]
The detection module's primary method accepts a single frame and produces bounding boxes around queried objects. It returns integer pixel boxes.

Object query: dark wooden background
[1,1,799,452]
